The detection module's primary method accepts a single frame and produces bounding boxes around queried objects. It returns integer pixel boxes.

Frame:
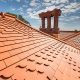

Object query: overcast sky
[0,0,80,31]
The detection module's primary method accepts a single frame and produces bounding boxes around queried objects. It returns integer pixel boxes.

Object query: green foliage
[74,29,78,33]
[17,15,30,25]
[6,12,30,25]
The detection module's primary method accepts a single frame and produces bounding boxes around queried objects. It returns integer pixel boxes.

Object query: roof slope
[0,13,80,80]
[58,31,80,50]
[64,33,80,49]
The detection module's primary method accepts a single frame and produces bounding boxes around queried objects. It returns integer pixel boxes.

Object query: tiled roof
[65,33,80,49]
[0,13,80,80]
[57,31,80,50]
[58,32,75,40]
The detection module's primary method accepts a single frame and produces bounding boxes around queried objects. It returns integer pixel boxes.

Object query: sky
[0,0,80,31]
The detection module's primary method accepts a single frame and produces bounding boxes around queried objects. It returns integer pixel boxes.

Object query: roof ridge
[5,13,16,18]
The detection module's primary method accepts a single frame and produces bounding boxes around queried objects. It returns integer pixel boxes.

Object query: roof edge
[5,13,16,18]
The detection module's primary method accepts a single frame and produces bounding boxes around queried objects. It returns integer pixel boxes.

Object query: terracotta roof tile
[0,13,80,80]
[0,61,6,70]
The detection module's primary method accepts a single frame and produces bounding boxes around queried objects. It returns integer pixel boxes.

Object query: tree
[6,12,30,25]
[18,15,30,25]
[74,29,78,33]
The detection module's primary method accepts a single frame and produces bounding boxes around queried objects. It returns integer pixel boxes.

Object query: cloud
[60,0,69,3]
[60,15,80,23]
[43,0,52,3]
[65,2,79,9]
[25,0,80,21]
[68,16,80,21]
[42,2,52,6]
[26,5,57,19]
[27,11,40,19]
[16,7,24,15]
[43,0,69,3]
[29,0,38,7]
[26,7,39,19]
[18,7,23,11]
[22,5,27,8]
[28,0,74,17]
[27,8,32,12]
[26,4,62,19]
[16,0,20,2]
[61,2,80,13]
[43,0,69,7]
[12,8,15,11]
[0,0,6,2]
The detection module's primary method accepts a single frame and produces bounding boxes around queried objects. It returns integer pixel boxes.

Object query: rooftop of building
[0,12,80,80]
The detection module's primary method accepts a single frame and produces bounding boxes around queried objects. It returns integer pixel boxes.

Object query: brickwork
[39,9,61,34]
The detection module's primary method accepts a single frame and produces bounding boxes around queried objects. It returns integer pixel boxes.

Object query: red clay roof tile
[0,13,80,80]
